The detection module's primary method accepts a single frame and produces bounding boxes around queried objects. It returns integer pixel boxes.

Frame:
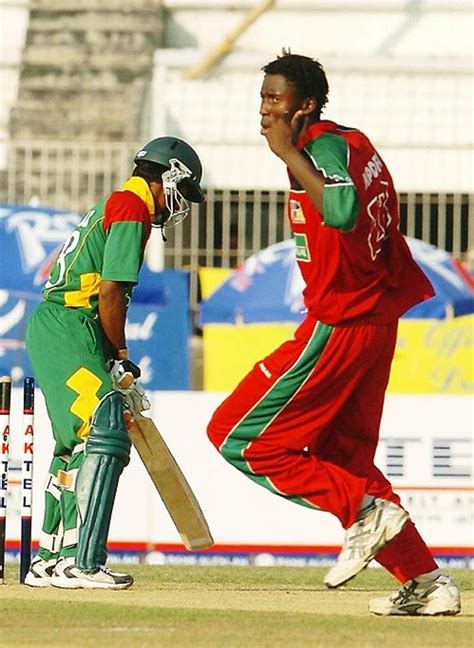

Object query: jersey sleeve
[102,222,145,284]
[101,191,151,284]
[103,190,151,232]
[304,133,359,232]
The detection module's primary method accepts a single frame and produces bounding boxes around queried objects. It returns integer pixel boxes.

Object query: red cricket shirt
[288,121,434,325]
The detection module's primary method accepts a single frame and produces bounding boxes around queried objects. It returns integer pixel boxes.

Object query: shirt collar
[121,176,155,215]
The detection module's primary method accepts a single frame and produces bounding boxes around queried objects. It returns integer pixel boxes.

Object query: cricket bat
[128,412,214,550]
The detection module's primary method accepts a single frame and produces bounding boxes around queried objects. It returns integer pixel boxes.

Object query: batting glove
[108,359,151,417]
[123,382,151,416]
[108,358,141,392]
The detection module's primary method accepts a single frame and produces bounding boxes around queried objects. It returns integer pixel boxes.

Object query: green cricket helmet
[134,136,204,203]
[134,136,204,231]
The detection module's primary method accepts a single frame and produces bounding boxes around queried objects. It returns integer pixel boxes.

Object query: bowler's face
[259,74,302,134]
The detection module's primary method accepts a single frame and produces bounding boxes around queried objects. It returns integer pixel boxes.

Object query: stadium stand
[0,0,472,280]
[0,0,29,165]
[7,0,163,140]
[155,0,473,193]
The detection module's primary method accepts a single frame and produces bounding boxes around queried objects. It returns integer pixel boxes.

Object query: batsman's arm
[98,280,129,359]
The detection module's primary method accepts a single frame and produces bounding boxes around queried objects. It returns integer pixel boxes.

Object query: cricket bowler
[207,50,461,616]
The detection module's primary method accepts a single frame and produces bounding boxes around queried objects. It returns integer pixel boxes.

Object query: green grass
[0,565,472,647]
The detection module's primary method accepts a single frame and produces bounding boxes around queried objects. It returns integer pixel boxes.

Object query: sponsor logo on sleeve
[294,233,311,263]
[289,199,306,224]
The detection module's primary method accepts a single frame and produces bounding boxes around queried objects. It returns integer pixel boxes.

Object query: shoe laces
[391,578,441,605]
[44,562,56,577]
[341,519,376,559]
[391,580,419,605]
[97,565,121,577]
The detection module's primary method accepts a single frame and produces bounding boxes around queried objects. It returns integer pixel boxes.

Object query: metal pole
[184,0,276,80]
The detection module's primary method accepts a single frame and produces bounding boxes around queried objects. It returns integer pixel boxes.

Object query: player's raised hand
[261,109,305,159]
[290,108,306,134]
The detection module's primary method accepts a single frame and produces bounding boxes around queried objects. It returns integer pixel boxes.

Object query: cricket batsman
[24,137,204,589]
[207,51,461,616]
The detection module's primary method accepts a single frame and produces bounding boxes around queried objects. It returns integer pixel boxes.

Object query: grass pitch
[1,565,472,647]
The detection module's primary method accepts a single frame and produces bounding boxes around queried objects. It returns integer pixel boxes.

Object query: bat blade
[128,412,213,550]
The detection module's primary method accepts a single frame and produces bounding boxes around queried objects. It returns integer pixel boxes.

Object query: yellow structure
[199,269,473,394]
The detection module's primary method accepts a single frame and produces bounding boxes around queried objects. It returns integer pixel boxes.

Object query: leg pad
[75,392,130,571]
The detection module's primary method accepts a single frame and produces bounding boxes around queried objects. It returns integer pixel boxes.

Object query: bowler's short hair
[262,49,329,119]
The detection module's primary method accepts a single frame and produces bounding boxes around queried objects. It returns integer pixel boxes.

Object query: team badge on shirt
[294,233,311,262]
[290,199,306,224]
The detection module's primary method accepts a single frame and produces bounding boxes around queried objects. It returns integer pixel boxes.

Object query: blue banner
[0,203,191,389]
[199,238,474,324]
[125,272,191,390]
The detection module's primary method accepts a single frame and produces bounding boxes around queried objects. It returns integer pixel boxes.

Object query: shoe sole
[52,578,133,590]
[325,509,410,589]
[370,605,461,616]
[24,578,52,588]
[325,563,368,590]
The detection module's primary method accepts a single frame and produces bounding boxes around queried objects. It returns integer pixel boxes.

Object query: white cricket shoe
[51,556,133,590]
[369,575,461,616]
[24,556,57,587]
[324,499,409,588]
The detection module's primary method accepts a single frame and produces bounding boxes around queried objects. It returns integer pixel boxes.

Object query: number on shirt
[44,230,81,289]
[366,183,392,261]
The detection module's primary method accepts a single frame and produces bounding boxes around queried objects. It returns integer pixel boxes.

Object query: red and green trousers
[207,315,437,582]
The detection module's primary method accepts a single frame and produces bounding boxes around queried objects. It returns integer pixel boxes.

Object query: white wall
[151,47,473,192]
[4,389,473,558]
[1,1,472,192]
[151,1,473,192]
[163,0,474,58]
